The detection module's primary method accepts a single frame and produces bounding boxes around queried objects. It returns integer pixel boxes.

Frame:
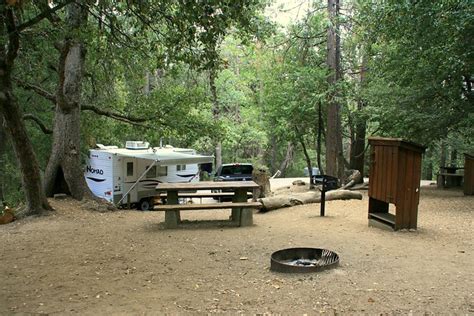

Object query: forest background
[0,0,472,212]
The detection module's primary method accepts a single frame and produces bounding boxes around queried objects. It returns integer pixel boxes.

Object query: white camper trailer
[84,141,213,210]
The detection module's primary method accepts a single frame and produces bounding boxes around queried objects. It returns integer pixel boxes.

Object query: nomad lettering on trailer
[86,166,104,175]
[86,166,105,182]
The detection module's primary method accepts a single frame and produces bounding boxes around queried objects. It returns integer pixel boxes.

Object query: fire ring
[270,247,339,273]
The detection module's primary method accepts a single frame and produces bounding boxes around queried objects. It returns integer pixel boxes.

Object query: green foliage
[3,0,474,207]
[360,0,474,146]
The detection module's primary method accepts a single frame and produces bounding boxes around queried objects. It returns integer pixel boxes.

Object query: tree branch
[14,79,56,103]
[81,105,158,127]
[15,0,74,33]
[293,30,326,40]
[33,0,62,25]
[23,114,53,134]
[5,7,19,69]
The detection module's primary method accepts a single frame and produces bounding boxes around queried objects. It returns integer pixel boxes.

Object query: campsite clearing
[1,179,473,314]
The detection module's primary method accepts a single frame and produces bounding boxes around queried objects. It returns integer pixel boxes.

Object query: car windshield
[221,165,253,176]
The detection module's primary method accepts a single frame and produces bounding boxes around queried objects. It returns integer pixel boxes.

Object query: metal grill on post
[312,175,339,216]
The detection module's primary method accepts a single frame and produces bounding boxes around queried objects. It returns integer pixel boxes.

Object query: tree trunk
[209,69,222,170]
[349,56,367,182]
[440,139,446,167]
[317,101,324,175]
[278,142,294,177]
[43,2,92,200]
[450,149,457,167]
[325,0,344,179]
[424,150,433,180]
[0,117,6,206]
[252,167,271,198]
[299,136,314,189]
[270,134,278,173]
[0,7,51,216]
[215,141,222,170]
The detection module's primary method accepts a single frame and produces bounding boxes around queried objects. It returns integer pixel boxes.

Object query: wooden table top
[156,181,259,191]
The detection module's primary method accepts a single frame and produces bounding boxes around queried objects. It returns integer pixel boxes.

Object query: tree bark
[450,149,457,167]
[0,7,51,216]
[349,55,367,182]
[209,69,222,170]
[325,0,344,179]
[424,149,433,180]
[269,134,278,173]
[317,101,324,175]
[278,142,294,177]
[440,139,446,168]
[0,118,7,207]
[43,1,92,200]
[299,136,314,189]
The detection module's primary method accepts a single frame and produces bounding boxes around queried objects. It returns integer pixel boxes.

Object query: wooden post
[320,190,326,216]
[164,190,180,229]
[464,153,474,195]
[233,188,253,226]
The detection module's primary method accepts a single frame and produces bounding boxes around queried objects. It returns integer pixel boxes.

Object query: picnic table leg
[233,188,253,227]
[164,190,180,229]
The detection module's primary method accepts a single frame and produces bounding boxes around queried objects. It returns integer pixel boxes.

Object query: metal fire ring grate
[270,247,339,273]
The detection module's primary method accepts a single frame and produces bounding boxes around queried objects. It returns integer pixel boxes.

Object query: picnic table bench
[155,181,261,228]
[155,191,252,203]
[437,166,464,188]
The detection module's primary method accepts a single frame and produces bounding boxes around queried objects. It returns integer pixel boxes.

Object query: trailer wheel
[138,198,153,211]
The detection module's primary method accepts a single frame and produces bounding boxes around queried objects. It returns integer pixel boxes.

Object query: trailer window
[146,166,156,178]
[126,162,134,176]
[158,166,168,176]
[177,164,186,171]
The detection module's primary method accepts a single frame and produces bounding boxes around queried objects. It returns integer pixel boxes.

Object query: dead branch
[15,0,74,33]
[15,79,56,103]
[81,105,154,127]
[23,114,52,134]
[293,30,326,41]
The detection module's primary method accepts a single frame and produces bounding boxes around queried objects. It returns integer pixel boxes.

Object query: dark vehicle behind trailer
[214,163,254,181]
[213,163,254,200]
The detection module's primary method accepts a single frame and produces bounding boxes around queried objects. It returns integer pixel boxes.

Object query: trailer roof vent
[96,144,118,150]
[125,141,149,150]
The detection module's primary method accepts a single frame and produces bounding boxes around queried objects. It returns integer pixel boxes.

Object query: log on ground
[259,189,363,212]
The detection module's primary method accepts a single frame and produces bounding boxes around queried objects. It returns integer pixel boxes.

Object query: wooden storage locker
[464,153,474,195]
[368,137,425,230]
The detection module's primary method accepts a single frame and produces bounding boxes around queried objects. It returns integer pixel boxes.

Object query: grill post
[314,175,339,217]
[320,190,326,216]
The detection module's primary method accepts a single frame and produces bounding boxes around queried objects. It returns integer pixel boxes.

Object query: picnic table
[155,181,261,228]
[437,166,464,188]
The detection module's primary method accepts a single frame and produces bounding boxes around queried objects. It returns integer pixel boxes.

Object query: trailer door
[124,158,137,183]
[123,157,138,203]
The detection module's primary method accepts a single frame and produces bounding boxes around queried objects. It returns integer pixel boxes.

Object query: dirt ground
[1,179,473,314]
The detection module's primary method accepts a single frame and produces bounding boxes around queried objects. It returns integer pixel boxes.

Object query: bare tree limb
[15,0,74,33]
[15,79,170,128]
[33,0,62,24]
[81,105,167,129]
[14,79,56,103]
[23,114,53,134]
[84,6,138,50]
[292,30,326,40]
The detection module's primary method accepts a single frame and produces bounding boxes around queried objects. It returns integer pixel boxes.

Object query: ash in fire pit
[271,247,339,273]
[287,258,323,267]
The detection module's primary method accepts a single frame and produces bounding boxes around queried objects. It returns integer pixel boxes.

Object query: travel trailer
[84,141,213,210]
